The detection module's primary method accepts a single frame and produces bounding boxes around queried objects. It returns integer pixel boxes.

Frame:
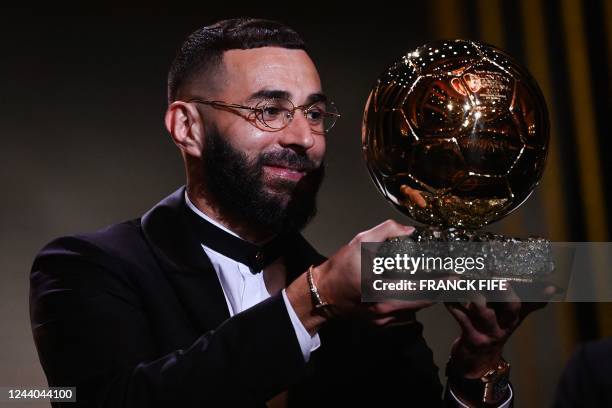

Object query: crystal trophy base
[386,225,555,283]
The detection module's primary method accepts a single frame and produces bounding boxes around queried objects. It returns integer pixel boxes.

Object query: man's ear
[165,101,204,158]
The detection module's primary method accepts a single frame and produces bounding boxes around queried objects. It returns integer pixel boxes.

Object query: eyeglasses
[186,97,341,135]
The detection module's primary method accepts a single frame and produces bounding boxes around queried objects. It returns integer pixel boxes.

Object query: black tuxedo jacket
[553,338,612,408]
[30,187,445,407]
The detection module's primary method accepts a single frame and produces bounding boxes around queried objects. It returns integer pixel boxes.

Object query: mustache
[259,149,319,172]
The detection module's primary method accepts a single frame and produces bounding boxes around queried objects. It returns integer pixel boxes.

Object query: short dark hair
[167,18,307,103]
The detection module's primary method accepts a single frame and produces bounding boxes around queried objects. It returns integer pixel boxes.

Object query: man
[30,18,536,407]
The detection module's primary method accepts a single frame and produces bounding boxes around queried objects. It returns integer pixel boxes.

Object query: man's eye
[306,108,323,122]
[262,107,283,117]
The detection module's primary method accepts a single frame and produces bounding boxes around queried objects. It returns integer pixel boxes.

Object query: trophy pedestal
[387,225,554,283]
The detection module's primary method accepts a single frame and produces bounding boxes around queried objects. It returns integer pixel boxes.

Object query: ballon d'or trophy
[363,40,553,285]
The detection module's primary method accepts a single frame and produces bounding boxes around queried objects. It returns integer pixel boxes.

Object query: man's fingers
[464,301,501,334]
[369,307,420,326]
[363,300,433,326]
[494,281,521,303]
[446,302,477,334]
[357,219,414,243]
[368,299,434,315]
[372,316,398,327]
[490,301,523,329]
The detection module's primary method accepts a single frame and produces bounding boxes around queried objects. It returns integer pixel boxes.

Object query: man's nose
[278,110,315,150]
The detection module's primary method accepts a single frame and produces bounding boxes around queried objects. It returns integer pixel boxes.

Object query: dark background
[1,1,610,406]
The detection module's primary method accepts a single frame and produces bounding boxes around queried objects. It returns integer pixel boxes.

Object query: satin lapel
[141,186,230,333]
[284,234,327,284]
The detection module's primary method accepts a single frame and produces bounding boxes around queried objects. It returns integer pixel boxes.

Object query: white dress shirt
[185,192,320,362]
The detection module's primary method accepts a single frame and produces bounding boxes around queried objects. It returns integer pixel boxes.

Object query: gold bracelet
[306,265,330,310]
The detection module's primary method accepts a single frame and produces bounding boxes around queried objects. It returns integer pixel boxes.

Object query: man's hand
[286,220,434,335]
[445,295,547,378]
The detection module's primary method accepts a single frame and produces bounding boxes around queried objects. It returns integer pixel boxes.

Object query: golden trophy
[362,40,553,285]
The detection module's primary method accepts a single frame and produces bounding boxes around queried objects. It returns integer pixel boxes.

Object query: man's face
[195,47,327,233]
[209,47,326,192]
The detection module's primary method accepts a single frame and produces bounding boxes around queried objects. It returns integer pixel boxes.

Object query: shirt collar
[184,190,243,239]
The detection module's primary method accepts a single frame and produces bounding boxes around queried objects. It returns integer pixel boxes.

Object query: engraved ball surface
[363,40,549,229]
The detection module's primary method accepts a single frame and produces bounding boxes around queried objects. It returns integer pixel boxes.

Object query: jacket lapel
[140,186,328,335]
[284,234,327,282]
[141,186,231,333]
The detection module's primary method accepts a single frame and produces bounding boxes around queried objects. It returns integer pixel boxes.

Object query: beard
[200,126,325,236]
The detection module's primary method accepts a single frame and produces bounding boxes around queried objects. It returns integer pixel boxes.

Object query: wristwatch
[446,357,511,406]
